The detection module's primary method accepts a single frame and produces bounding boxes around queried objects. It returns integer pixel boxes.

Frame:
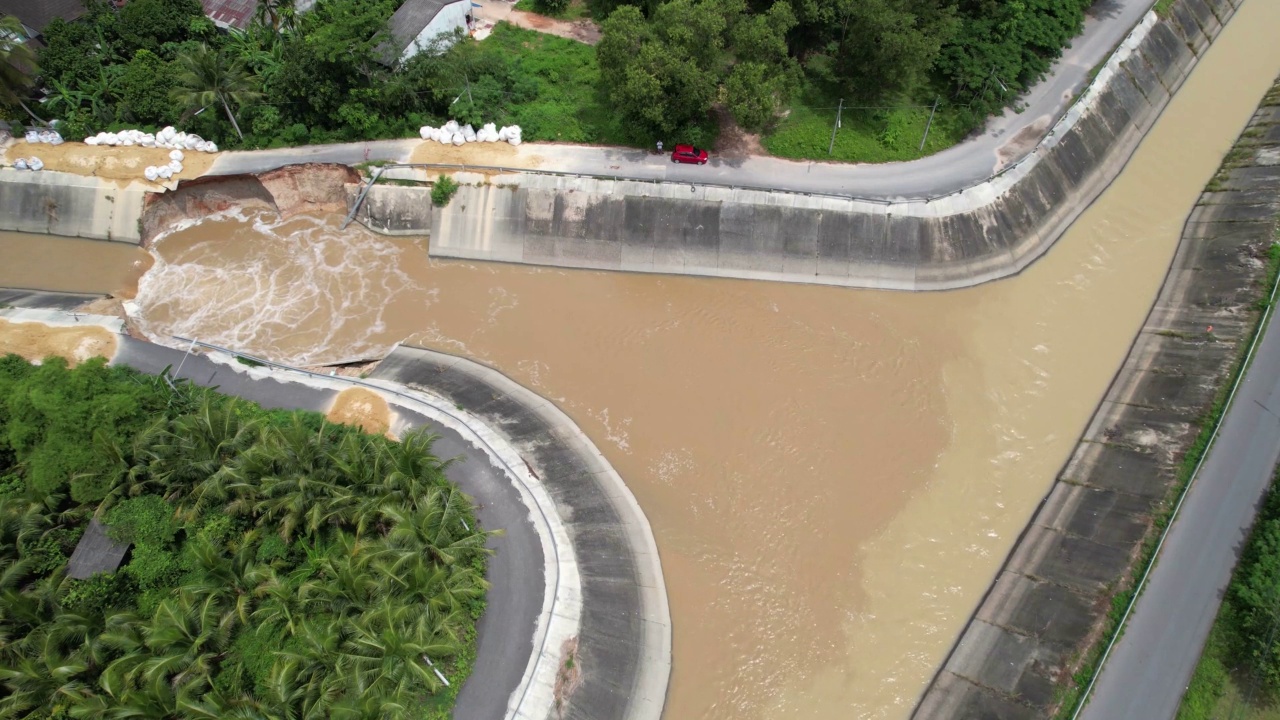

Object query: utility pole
[827,98,843,156]
[919,96,940,152]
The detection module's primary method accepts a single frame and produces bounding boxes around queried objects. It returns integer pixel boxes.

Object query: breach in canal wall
[912,77,1280,719]
[425,0,1240,290]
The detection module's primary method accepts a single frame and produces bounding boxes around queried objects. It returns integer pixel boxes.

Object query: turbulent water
[5,2,1280,717]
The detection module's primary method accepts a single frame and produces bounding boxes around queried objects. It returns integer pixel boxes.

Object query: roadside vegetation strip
[1060,241,1280,720]
[1178,456,1280,719]
[0,354,490,719]
[8,0,1117,164]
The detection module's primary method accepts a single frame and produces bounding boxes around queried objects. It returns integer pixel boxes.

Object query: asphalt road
[1079,311,1280,719]
[111,337,544,720]
[210,0,1149,200]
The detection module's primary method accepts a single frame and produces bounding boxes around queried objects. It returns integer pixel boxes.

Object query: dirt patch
[994,116,1051,169]
[553,636,582,717]
[3,141,217,185]
[506,12,601,44]
[408,139,540,168]
[0,318,117,365]
[326,387,395,437]
[258,164,361,219]
[711,105,767,159]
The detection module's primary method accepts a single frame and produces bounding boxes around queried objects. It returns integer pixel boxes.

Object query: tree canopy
[0,355,491,720]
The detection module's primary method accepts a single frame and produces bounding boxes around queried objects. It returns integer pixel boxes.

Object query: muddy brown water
[5,2,1280,716]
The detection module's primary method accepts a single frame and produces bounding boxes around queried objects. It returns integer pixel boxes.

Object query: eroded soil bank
[3,1,1280,716]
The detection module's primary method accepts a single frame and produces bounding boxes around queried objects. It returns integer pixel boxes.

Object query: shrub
[432,175,460,206]
[534,0,571,13]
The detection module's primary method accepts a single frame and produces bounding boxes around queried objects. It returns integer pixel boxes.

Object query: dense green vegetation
[0,0,1099,160]
[1179,461,1280,719]
[0,355,490,719]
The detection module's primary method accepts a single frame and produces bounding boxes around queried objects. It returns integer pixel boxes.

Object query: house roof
[386,0,456,49]
[202,0,257,30]
[67,519,131,580]
[0,0,88,34]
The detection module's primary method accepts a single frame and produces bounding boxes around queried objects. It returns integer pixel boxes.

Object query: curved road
[209,0,1151,200]
[1078,294,1280,715]
[109,336,545,720]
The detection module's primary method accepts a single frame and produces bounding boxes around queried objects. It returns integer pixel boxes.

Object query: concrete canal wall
[912,76,1280,719]
[427,0,1241,290]
[0,169,148,243]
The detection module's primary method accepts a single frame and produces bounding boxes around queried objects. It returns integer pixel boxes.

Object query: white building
[387,0,472,62]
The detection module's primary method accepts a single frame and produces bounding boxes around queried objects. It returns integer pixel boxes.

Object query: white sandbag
[508,136,522,146]
[160,126,175,140]
[497,127,510,141]
[49,133,64,145]
[23,130,39,144]
[206,142,218,153]
[168,160,183,174]
[121,137,135,146]
[483,122,497,134]
[462,124,477,142]
[443,120,459,135]
[144,166,159,182]
[157,166,173,180]
[140,136,155,147]
[169,149,185,162]
[27,158,43,171]
[103,132,119,146]
[438,132,451,145]
[419,126,433,140]
[13,159,27,170]
[451,132,465,146]
[84,137,100,146]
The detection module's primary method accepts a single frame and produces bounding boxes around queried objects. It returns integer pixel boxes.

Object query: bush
[533,0,571,13]
[432,175,459,206]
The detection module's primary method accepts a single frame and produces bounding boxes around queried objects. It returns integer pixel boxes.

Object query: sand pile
[325,387,395,437]
[0,319,118,365]
[3,141,216,183]
[408,138,541,168]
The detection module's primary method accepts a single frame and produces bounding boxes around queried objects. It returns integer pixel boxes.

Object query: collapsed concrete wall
[139,163,358,245]
[912,75,1280,719]
[344,184,434,236]
[429,0,1240,290]
[0,169,148,243]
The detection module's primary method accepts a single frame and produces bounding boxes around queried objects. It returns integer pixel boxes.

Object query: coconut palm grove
[0,355,491,719]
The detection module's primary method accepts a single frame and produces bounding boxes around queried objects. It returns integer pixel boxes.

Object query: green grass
[513,0,592,21]
[1056,242,1280,719]
[1155,0,1177,15]
[762,81,969,163]
[479,24,716,147]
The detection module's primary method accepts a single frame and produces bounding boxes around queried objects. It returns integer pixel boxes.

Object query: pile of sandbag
[11,157,45,171]
[143,150,187,182]
[418,120,522,146]
[24,129,64,146]
[84,127,218,154]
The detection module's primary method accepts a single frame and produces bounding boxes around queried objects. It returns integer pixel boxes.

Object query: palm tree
[0,15,43,126]
[253,0,294,33]
[171,44,261,141]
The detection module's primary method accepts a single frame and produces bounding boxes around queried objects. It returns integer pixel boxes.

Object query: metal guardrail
[168,336,564,720]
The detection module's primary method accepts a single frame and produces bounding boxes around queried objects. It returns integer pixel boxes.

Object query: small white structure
[388,0,473,62]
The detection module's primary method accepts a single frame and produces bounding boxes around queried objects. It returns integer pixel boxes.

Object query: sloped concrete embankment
[140,163,358,244]
[369,345,671,720]
[0,169,149,243]
[426,0,1237,290]
[912,78,1280,720]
